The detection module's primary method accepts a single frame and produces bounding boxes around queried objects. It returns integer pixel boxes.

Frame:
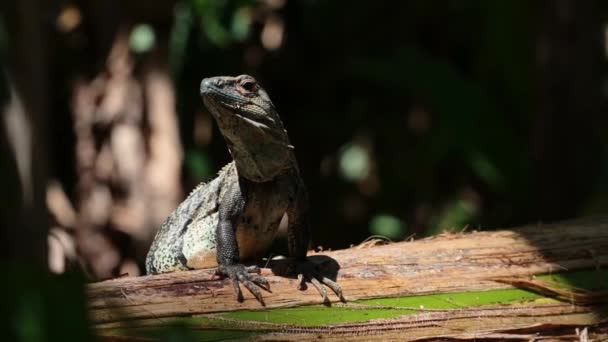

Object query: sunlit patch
[130,24,156,53]
[369,214,405,240]
[261,15,283,50]
[338,143,371,182]
[56,5,81,32]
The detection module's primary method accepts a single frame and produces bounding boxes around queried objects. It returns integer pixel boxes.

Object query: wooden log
[90,217,608,340]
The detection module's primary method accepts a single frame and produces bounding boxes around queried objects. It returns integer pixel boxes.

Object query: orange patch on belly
[185,250,218,269]
[236,227,276,261]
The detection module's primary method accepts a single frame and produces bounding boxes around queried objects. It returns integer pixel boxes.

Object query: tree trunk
[70,21,182,280]
[0,0,49,267]
[91,217,608,340]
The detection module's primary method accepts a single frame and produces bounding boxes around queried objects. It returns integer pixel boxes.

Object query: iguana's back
[145,163,234,274]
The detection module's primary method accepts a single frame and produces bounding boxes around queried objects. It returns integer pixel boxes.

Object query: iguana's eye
[240,81,257,92]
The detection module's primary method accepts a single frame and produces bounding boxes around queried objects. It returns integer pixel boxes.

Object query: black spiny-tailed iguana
[146,75,343,305]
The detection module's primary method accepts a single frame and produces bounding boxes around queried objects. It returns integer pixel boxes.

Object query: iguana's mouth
[213,98,278,130]
[234,113,273,129]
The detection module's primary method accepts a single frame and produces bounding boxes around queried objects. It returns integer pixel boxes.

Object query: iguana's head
[200,75,293,182]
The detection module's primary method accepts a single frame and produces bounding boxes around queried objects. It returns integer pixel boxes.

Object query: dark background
[1,1,607,339]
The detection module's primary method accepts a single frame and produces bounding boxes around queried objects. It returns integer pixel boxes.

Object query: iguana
[146,75,343,305]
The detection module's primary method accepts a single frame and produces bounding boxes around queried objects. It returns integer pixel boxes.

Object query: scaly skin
[146,75,343,305]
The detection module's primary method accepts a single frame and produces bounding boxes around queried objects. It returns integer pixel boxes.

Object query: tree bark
[91,217,608,340]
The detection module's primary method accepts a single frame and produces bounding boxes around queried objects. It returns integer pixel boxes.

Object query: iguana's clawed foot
[293,260,345,303]
[216,264,271,306]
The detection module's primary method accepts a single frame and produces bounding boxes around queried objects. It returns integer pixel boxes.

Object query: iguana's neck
[227,139,293,182]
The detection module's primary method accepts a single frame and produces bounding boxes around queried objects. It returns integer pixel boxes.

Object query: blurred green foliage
[1,265,92,341]
[192,0,255,47]
[185,148,212,179]
[369,214,405,240]
[2,1,608,339]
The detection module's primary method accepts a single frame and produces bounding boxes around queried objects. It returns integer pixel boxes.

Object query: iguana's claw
[217,264,271,306]
[294,261,345,303]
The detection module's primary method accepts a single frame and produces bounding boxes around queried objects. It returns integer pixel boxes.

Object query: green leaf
[185,149,212,179]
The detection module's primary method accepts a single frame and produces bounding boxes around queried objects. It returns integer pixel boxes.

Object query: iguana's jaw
[200,75,293,182]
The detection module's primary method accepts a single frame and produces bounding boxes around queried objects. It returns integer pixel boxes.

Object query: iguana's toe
[293,260,345,303]
[217,264,271,306]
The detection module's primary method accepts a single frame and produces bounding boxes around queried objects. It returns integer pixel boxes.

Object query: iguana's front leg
[287,184,345,302]
[215,182,270,305]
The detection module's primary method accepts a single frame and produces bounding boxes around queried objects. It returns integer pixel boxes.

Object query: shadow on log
[91,217,608,340]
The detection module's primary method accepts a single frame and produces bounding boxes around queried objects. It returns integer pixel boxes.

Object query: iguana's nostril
[200,78,212,93]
